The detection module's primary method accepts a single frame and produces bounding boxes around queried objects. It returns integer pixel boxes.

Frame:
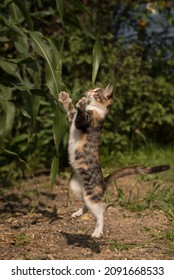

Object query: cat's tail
[105,165,170,185]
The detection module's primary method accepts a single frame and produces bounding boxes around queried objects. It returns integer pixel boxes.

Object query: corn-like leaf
[8,1,24,23]
[0,59,23,83]
[47,38,63,77]
[31,61,41,131]
[53,106,68,154]
[29,31,61,97]
[0,147,34,177]
[8,57,35,64]
[31,95,41,131]
[71,0,97,29]
[50,156,59,189]
[0,86,15,138]
[11,0,34,30]
[72,0,93,20]
[14,36,29,55]
[7,3,40,132]
[56,0,65,26]
[92,36,102,85]
[0,58,41,131]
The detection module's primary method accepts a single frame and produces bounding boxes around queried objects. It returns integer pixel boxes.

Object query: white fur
[71,205,88,218]
[68,114,81,168]
[84,194,106,238]
[70,175,83,200]
[86,104,106,118]
[70,175,88,218]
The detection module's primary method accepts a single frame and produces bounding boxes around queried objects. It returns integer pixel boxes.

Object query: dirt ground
[0,173,173,260]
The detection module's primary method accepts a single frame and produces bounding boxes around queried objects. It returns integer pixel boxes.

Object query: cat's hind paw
[71,208,84,218]
[91,230,103,239]
[71,212,79,218]
[76,97,88,111]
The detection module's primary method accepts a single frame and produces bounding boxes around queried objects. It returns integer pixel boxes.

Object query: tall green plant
[0,0,102,185]
[0,0,64,184]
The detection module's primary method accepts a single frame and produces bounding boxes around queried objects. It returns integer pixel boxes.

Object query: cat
[58,85,170,238]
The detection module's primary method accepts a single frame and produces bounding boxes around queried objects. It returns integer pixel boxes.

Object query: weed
[152,228,174,256]
[162,229,174,242]
[110,240,143,252]
[141,226,151,232]
[108,173,174,219]
[13,233,29,247]
[25,189,40,213]
[145,182,174,219]
[23,253,30,260]
[53,205,58,215]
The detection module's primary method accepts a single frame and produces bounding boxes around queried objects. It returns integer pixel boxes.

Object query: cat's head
[87,84,113,110]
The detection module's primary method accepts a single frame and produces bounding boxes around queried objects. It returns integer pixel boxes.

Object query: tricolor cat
[59,85,169,238]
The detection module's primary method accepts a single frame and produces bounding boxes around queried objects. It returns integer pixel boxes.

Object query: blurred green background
[0,0,174,185]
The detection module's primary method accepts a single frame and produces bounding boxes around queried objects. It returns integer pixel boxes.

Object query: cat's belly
[68,120,82,168]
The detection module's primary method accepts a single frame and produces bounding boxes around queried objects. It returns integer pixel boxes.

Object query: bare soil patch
[0,174,173,260]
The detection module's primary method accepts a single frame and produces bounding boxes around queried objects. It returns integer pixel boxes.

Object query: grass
[106,175,174,219]
[110,240,143,252]
[104,143,174,218]
[144,182,174,219]
[13,233,29,247]
[105,143,174,182]
[152,228,174,256]
[113,182,174,218]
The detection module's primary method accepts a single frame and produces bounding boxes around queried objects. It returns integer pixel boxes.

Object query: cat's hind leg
[70,175,88,218]
[71,204,88,218]
[83,193,106,238]
[70,174,83,200]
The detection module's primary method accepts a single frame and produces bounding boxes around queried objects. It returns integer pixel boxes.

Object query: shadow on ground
[0,190,60,222]
[61,231,101,253]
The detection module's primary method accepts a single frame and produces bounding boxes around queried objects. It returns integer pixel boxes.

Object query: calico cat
[58,85,170,238]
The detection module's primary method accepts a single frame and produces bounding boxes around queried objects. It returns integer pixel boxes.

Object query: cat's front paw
[76,97,88,111]
[58,91,71,103]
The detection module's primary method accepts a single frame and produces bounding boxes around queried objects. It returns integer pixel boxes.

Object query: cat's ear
[104,84,113,98]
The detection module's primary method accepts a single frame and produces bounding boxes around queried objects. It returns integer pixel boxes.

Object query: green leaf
[0,86,15,138]
[14,36,29,55]
[0,147,34,177]
[71,0,94,23]
[53,106,68,154]
[71,0,97,30]
[8,1,24,23]
[47,38,63,77]
[0,59,23,83]
[56,0,65,26]
[29,31,62,97]
[8,57,35,64]
[31,95,41,131]
[92,36,102,85]
[50,156,59,189]
[11,0,34,30]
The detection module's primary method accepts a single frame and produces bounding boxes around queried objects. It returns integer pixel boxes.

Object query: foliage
[0,0,174,184]
[145,182,174,219]
[0,0,65,184]
[111,179,174,219]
